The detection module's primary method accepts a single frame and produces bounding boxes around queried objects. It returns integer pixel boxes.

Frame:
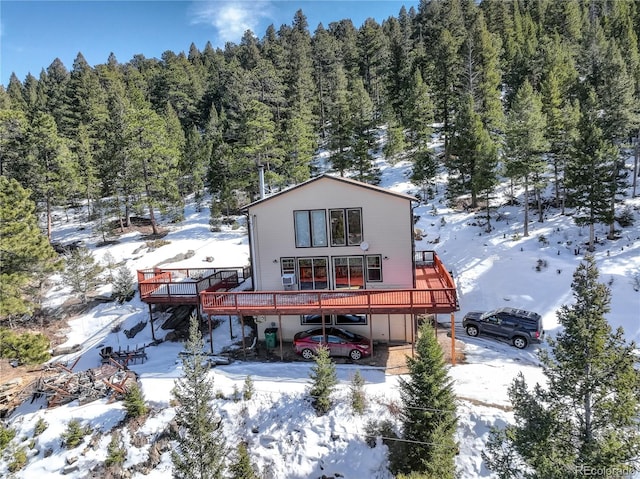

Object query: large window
[333,256,364,289]
[330,208,362,246]
[294,210,327,248]
[298,257,328,290]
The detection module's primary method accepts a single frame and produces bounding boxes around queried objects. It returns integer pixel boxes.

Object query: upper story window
[294,210,327,248]
[330,208,362,246]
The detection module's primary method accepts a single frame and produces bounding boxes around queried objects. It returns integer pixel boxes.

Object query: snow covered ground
[1,148,639,478]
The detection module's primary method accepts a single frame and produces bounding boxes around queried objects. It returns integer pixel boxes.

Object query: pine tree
[312,23,339,139]
[384,12,414,121]
[105,432,126,467]
[395,321,457,478]
[504,80,547,236]
[39,58,72,134]
[73,124,100,220]
[62,419,89,449]
[242,375,254,401]
[5,74,27,112]
[0,329,51,365]
[124,383,148,418]
[24,111,79,239]
[328,64,353,176]
[565,89,617,251]
[484,256,640,478]
[448,93,498,219]
[124,98,182,235]
[541,58,579,212]
[228,441,259,479]
[237,99,281,197]
[0,176,61,320]
[171,314,226,479]
[0,109,27,179]
[350,370,366,415]
[63,247,103,304]
[349,78,378,183]
[420,0,466,154]
[411,148,437,203]
[405,69,434,149]
[308,345,338,416]
[357,17,389,114]
[181,125,207,203]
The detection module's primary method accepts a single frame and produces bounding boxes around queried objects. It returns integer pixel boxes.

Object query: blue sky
[1,0,417,86]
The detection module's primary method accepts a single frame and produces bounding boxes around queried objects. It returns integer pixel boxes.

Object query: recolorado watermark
[572,464,636,477]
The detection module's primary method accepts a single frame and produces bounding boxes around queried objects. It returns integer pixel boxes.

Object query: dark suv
[462,307,544,349]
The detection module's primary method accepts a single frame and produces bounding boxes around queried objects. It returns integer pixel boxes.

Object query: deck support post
[229,314,233,340]
[411,314,416,357]
[368,309,374,356]
[240,316,246,359]
[208,314,213,354]
[148,304,156,341]
[450,312,456,366]
[278,314,283,361]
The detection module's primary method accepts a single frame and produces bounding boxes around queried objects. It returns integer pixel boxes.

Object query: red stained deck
[137,267,250,305]
[200,251,458,316]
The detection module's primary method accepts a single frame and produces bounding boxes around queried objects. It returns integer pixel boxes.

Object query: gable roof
[243,174,417,210]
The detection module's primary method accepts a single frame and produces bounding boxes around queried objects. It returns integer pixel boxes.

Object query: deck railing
[138,267,250,303]
[199,286,457,315]
[138,252,457,314]
[200,251,457,315]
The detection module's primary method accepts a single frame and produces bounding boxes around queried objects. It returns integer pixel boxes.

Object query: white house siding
[247,176,416,342]
[256,313,415,343]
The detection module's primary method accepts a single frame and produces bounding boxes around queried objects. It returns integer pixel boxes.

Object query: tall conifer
[0,177,60,319]
[484,256,640,478]
[566,89,617,251]
[171,314,226,479]
[504,80,547,236]
[395,321,457,478]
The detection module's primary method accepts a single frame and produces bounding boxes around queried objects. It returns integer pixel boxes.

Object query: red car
[293,327,371,361]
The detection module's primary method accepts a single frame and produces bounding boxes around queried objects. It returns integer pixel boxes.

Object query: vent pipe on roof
[258,163,265,199]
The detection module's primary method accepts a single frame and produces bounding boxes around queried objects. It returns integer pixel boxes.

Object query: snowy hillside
[1,144,639,478]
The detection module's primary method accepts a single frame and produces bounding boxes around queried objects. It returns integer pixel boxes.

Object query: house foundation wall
[255,313,414,343]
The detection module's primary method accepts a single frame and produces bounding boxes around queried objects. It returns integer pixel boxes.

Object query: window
[301,314,367,325]
[294,210,327,248]
[335,314,367,325]
[280,257,295,275]
[301,314,331,325]
[333,256,364,289]
[366,255,382,282]
[298,257,328,290]
[347,208,363,245]
[330,208,362,246]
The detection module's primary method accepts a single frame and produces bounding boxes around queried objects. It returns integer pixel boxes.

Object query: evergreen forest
[1,0,639,319]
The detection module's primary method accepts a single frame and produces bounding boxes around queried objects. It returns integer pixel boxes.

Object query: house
[200,174,458,356]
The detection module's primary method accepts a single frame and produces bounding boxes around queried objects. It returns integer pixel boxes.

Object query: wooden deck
[200,252,458,316]
[137,267,250,305]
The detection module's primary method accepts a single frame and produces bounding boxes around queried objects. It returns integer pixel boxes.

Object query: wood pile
[39,362,137,408]
[0,360,137,416]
